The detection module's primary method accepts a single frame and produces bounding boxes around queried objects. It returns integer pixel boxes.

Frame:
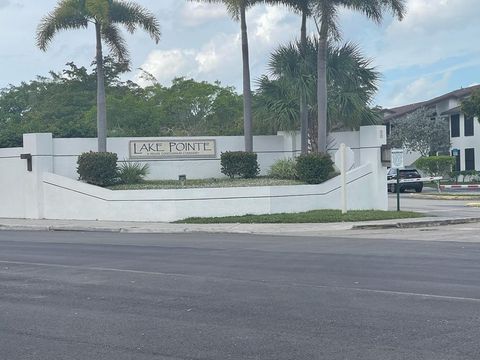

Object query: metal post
[396,171,400,212]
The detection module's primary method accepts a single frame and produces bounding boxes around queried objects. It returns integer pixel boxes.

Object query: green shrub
[414,156,455,178]
[449,171,461,183]
[77,151,118,186]
[118,162,150,184]
[221,151,260,179]
[296,153,334,184]
[459,170,477,182]
[268,158,298,180]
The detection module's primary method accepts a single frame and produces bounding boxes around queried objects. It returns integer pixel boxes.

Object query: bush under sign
[129,139,217,159]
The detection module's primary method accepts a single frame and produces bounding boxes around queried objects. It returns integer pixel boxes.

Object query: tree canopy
[388,107,451,157]
[461,90,480,120]
[255,39,381,150]
[0,60,244,148]
[37,0,161,152]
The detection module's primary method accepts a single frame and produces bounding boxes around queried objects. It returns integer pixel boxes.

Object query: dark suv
[387,168,423,193]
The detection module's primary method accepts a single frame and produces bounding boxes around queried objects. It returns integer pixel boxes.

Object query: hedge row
[77,151,335,187]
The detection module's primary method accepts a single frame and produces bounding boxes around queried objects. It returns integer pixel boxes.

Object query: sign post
[334,144,355,215]
[340,144,347,214]
[391,149,404,212]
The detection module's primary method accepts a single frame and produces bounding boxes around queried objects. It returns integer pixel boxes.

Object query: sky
[0,0,478,108]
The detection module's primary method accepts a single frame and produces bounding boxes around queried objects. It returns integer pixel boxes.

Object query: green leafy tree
[146,78,243,136]
[0,59,131,147]
[311,0,406,153]
[37,0,161,152]
[388,107,451,157]
[0,65,244,147]
[461,90,480,120]
[415,156,455,192]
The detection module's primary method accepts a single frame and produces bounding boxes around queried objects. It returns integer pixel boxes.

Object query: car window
[400,170,420,178]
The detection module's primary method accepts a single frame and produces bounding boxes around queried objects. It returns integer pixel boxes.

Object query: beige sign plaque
[129,139,217,159]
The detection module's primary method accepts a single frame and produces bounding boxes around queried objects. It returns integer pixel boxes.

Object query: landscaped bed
[108,177,305,190]
[176,210,424,224]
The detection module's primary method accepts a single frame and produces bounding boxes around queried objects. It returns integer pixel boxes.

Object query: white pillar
[22,133,53,219]
[278,131,300,159]
[359,126,388,210]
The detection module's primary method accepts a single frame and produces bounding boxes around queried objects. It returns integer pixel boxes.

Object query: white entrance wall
[51,134,298,180]
[0,126,388,221]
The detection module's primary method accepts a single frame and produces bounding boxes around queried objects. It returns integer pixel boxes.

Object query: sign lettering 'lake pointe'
[129,139,216,159]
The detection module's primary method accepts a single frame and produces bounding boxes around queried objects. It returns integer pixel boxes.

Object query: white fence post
[22,133,53,219]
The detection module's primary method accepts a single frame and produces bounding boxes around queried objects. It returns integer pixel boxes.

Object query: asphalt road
[1,230,480,360]
[388,192,480,217]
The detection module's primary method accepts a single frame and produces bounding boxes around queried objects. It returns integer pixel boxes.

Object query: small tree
[415,156,455,192]
[461,90,480,120]
[388,107,450,156]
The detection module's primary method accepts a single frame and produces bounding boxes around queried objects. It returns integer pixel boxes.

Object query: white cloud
[195,33,240,74]
[375,0,480,70]
[180,3,227,27]
[254,5,292,43]
[388,72,452,107]
[135,49,194,86]
[136,4,301,88]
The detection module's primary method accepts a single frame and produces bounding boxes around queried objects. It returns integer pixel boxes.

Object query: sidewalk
[1,216,480,236]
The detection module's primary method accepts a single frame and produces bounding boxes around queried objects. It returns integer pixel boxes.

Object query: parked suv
[387,168,423,193]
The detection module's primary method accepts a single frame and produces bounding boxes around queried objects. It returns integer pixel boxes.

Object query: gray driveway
[1,230,479,359]
[388,192,480,217]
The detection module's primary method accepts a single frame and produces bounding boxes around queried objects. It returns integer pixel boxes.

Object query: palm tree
[312,0,406,153]
[272,0,313,153]
[189,0,266,153]
[37,0,161,152]
[257,39,380,149]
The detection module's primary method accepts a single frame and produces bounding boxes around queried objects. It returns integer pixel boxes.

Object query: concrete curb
[352,217,480,230]
[1,216,480,235]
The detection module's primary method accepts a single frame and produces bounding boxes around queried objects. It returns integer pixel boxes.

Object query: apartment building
[384,85,480,171]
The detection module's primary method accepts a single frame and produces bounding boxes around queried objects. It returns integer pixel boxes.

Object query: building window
[464,116,474,136]
[451,114,460,137]
[465,148,475,171]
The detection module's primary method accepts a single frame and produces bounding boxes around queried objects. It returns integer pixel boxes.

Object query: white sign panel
[334,145,355,171]
[391,149,404,169]
[129,139,217,159]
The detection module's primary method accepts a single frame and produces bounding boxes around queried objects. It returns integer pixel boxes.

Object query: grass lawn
[109,177,304,190]
[175,210,424,224]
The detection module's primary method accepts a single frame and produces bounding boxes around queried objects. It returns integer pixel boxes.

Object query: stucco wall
[52,135,298,180]
[42,163,381,222]
[0,147,27,218]
[0,126,388,221]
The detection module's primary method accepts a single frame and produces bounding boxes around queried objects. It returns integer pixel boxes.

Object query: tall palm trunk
[299,10,308,155]
[95,22,107,152]
[240,5,253,153]
[317,19,328,153]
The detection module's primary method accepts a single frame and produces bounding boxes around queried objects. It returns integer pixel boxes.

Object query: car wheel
[399,187,406,193]
[415,186,423,193]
